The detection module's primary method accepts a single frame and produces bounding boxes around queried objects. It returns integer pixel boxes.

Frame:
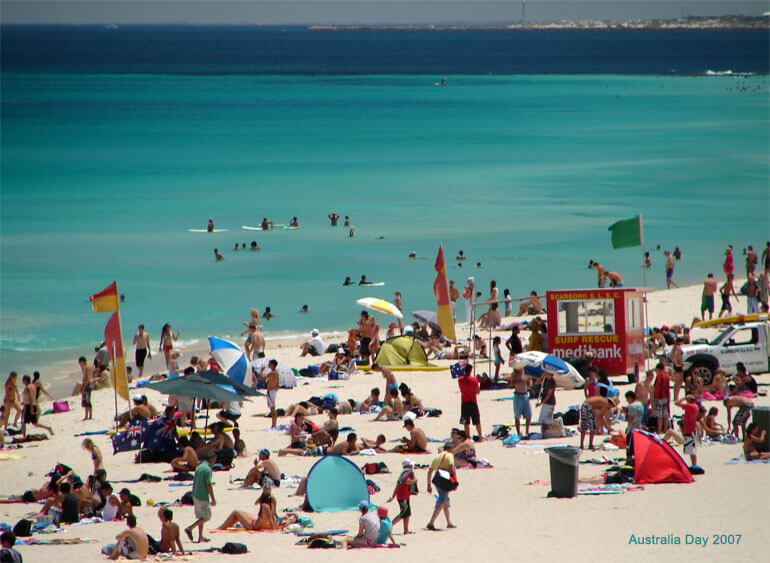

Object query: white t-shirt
[227,401,242,416]
[360,510,379,541]
[309,336,326,354]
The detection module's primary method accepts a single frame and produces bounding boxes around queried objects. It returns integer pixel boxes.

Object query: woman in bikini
[373,387,402,421]
[82,438,107,484]
[215,489,280,531]
[1,372,22,432]
[159,323,180,369]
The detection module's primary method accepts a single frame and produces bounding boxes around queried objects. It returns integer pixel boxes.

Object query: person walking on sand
[132,324,151,379]
[20,374,53,437]
[458,364,482,441]
[719,273,738,317]
[426,442,457,531]
[388,459,418,534]
[701,273,717,321]
[185,453,216,543]
[664,251,679,289]
[746,272,761,313]
[78,356,94,420]
[1,372,22,435]
[159,323,179,369]
[652,362,671,435]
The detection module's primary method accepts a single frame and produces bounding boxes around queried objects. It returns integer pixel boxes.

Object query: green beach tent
[373,335,433,369]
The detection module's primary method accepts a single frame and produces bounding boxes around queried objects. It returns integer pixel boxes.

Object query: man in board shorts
[458,364,482,441]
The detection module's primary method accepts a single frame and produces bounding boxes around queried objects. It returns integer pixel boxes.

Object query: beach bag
[502,434,521,446]
[431,454,459,491]
[561,408,580,426]
[220,542,248,554]
[52,401,70,413]
[363,462,390,475]
[181,491,194,505]
[307,534,336,549]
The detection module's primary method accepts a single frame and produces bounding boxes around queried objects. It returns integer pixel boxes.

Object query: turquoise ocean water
[2,72,768,376]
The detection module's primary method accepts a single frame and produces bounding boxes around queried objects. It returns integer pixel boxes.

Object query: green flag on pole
[608,215,643,249]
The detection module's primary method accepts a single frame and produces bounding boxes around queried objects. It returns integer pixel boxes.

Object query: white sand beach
[1,282,768,562]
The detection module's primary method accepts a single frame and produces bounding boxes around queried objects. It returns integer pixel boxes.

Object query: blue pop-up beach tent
[306,455,369,512]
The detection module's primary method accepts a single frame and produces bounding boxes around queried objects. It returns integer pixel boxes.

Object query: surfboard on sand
[693,313,768,328]
[189,228,228,233]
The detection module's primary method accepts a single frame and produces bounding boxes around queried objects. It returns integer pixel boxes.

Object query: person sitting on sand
[243,449,282,488]
[449,428,477,468]
[300,329,326,357]
[356,387,381,413]
[206,422,234,451]
[99,482,122,521]
[280,432,360,457]
[517,291,542,316]
[171,436,199,473]
[743,423,770,460]
[700,407,725,439]
[285,412,308,450]
[701,368,729,398]
[391,416,427,453]
[158,508,184,555]
[101,514,149,560]
[400,385,424,415]
[373,387,402,421]
[344,501,380,547]
[1,531,23,562]
[473,334,488,357]
[478,302,502,329]
[217,489,281,532]
[117,394,156,427]
[312,408,339,446]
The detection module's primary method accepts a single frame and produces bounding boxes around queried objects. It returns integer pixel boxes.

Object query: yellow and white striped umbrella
[356,297,403,319]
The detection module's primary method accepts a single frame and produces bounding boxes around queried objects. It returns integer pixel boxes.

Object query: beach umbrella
[144,373,252,430]
[195,369,263,397]
[411,310,441,331]
[208,336,249,384]
[356,297,403,319]
[513,351,585,390]
[143,374,252,404]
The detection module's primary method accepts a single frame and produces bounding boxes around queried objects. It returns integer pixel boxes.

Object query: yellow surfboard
[693,313,768,328]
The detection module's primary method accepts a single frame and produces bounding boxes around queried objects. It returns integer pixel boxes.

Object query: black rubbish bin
[751,406,770,452]
[545,446,580,498]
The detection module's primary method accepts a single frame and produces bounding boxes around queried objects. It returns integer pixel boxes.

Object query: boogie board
[188,228,228,233]
[693,313,768,328]
[359,282,385,287]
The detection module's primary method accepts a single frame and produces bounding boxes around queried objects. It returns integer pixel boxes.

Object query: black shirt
[540,377,556,405]
[61,493,80,524]
[506,334,523,355]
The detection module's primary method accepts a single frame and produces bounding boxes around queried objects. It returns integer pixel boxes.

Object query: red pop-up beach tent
[632,429,694,484]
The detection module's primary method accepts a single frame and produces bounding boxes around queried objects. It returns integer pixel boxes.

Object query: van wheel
[691,362,714,386]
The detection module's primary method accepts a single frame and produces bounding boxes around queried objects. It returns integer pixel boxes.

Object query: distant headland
[309,15,769,31]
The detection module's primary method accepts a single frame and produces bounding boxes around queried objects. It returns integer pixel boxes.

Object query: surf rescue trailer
[546,288,645,380]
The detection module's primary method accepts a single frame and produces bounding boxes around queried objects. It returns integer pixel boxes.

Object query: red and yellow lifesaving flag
[433,245,456,341]
[90,281,120,312]
[104,312,129,401]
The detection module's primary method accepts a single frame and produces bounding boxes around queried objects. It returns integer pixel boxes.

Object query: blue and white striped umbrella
[513,351,585,389]
[208,336,248,385]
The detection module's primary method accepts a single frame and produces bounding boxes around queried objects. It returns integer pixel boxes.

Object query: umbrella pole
[204,403,210,436]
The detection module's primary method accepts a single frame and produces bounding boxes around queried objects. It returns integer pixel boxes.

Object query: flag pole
[639,216,650,378]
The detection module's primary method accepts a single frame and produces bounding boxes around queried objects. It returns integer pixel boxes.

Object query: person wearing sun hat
[376,505,397,545]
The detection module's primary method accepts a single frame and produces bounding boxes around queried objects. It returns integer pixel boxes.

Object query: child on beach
[492,336,503,382]
[388,459,417,534]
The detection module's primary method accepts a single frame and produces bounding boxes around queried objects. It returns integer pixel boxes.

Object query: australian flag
[450,361,467,379]
[142,416,178,452]
[111,420,147,454]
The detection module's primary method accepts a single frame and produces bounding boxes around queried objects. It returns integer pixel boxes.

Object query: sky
[1,0,768,25]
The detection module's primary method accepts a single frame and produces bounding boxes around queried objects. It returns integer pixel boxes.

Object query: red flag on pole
[105,312,129,401]
[90,281,120,312]
[433,245,456,341]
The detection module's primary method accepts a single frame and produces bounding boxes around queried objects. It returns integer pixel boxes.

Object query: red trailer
[546,288,645,379]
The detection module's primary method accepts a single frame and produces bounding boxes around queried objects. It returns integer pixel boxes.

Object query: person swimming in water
[261,217,273,230]
[456,250,465,261]
[289,217,299,227]
[214,249,224,261]
[408,251,416,259]
[359,275,368,286]
[250,241,259,250]
[263,307,274,320]
[343,276,353,286]
[233,243,239,251]
[299,304,308,313]
[207,218,214,232]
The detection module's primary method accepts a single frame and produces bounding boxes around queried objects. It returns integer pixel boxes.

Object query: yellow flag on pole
[90,281,120,312]
[433,245,456,341]
[104,312,129,401]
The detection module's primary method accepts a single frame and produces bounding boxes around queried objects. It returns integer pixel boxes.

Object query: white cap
[402,458,414,468]
[311,329,319,336]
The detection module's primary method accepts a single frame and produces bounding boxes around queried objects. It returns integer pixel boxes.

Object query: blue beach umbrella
[513,351,584,389]
[208,336,249,385]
